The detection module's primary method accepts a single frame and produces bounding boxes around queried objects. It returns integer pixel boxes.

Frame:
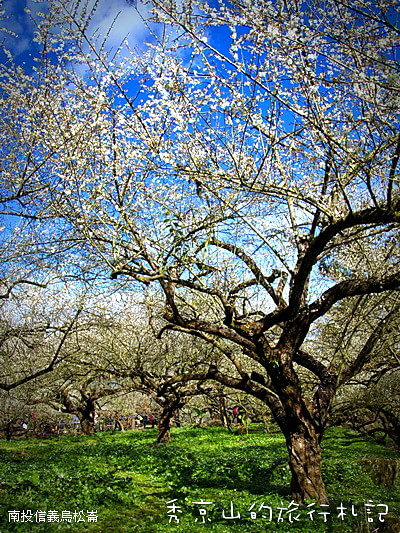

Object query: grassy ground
[0,425,399,532]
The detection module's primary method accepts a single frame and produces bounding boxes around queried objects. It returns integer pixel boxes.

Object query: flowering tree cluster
[1,0,400,503]
[77,295,225,444]
[0,281,85,392]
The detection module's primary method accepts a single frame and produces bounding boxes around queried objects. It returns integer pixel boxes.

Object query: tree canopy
[1,0,399,503]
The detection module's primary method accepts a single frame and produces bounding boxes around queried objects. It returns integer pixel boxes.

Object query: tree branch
[0,307,83,392]
[307,272,400,323]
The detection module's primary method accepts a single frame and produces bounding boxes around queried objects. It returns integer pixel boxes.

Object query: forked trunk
[286,428,328,504]
[268,351,331,504]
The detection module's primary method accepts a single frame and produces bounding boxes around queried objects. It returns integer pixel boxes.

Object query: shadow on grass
[127,443,290,499]
[50,429,291,499]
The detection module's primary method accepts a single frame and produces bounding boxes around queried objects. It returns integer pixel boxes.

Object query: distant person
[233,406,245,435]
[114,412,121,431]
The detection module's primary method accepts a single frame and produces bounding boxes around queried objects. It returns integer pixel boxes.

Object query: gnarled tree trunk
[157,406,174,444]
[80,416,95,435]
[156,392,189,444]
[76,398,96,436]
[267,352,331,505]
[285,427,327,503]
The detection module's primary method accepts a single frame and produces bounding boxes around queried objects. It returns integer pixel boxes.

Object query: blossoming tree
[1,0,400,503]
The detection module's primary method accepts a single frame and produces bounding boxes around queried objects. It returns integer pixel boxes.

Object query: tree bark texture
[80,417,95,436]
[77,399,96,436]
[266,351,331,504]
[157,407,173,444]
[285,428,327,504]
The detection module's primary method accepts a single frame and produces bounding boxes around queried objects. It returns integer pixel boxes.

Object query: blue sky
[0,0,152,65]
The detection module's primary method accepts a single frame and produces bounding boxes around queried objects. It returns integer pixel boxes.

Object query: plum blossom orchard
[1,0,400,503]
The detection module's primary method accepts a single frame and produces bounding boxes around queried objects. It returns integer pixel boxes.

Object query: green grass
[0,426,398,532]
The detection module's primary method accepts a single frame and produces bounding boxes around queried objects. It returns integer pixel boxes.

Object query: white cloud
[0,0,34,56]
[74,0,152,51]
[0,0,151,59]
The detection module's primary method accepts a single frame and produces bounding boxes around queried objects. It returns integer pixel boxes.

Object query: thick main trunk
[286,428,328,504]
[156,393,188,444]
[265,348,331,504]
[80,417,95,435]
[157,408,173,444]
[77,401,96,436]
